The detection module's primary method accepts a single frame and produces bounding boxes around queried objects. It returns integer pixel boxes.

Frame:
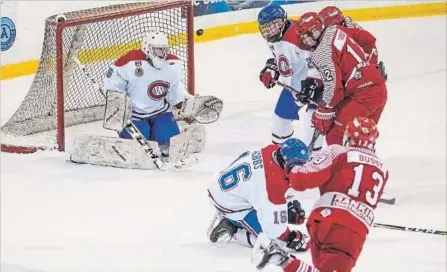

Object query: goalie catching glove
[174,94,223,124]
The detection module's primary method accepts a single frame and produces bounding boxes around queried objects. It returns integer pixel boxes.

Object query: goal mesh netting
[1,1,193,153]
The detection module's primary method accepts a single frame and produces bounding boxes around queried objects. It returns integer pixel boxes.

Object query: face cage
[151,46,170,61]
[260,18,285,41]
[299,28,322,49]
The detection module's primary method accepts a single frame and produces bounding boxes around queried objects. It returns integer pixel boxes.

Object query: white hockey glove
[251,233,293,270]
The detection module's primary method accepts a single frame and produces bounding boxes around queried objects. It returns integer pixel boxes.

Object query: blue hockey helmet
[257,4,288,42]
[279,138,309,169]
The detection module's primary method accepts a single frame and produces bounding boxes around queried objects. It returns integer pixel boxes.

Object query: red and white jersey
[103,50,188,120]
[288,145,389,237]
[268,22,320,93]
[342,26,378,65]
[207,145,291,240]
[342,17,378,65]
[310,25,385,108]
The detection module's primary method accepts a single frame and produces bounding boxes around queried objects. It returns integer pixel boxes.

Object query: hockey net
[1,1,194,154]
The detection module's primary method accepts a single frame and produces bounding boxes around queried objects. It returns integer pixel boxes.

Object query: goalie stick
[73,57,167,170]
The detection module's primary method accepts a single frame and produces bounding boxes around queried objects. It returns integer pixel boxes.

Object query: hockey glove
[312,107,336,135]
[251,232,293,270]
[287,200,306,225]
[297,77,323,105]
[259,58,280,89]
[284,230,310,252]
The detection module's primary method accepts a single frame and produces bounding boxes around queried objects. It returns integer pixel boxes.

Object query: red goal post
[1,1,195,154]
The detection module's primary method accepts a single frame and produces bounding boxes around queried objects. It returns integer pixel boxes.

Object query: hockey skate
[209,217,239,243]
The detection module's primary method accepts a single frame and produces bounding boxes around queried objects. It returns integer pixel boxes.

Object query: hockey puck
[196,29,204,36]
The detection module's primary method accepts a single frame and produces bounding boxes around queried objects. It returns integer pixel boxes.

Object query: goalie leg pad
[70,134,161,170]
[103,90,132,132]
[169,124,206,162]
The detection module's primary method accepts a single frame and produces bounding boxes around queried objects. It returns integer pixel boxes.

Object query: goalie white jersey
[103,50,188,120]
[268,22,320,92]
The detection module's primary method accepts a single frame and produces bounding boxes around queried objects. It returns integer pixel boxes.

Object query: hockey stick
[73,58,167,171]
[373,223,446,236]
[379,197,396,205]
[272,80,319,107]
[307,130,321,154]
[272,80,322,152]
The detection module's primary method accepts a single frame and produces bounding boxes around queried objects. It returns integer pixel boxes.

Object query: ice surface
[1,16,446,272]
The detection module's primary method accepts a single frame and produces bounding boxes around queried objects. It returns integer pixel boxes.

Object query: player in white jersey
[257,4,323,148]
[207,138,310,253]
[103,32,188,157]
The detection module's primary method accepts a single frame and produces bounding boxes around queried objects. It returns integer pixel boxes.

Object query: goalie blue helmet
[257,4,288,42]
[279,138,309,168]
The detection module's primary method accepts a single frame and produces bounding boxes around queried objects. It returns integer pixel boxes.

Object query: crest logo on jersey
[278,55,292,77]
[147,80,170,100]
[135,67,144,77]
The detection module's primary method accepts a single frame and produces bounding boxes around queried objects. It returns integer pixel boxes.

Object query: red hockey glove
[312,107,336,135]
[259,58,280,89]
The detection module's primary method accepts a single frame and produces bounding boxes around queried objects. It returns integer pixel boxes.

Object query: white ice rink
[1,15,446,272]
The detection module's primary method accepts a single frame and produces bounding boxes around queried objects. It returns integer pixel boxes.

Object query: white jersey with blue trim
[103,50,188,120]
[207,145,291,240]
[268,22,321,94]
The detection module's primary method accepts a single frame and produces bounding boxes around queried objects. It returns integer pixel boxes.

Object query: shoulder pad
[114,50,147,67]
[167,54,181,65]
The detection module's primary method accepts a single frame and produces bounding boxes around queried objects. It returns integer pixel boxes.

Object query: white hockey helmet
[142,32,170,69]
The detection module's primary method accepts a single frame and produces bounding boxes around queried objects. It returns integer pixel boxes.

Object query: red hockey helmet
[295,12,324,51]
[318,6,345,27]
[344,117,379,149]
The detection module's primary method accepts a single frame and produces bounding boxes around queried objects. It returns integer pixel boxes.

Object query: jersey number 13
[347,164,385,206]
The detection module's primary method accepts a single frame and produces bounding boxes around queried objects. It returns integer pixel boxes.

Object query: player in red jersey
[251,117,389,272]
[318,6,387,79]
[294,12,388,145]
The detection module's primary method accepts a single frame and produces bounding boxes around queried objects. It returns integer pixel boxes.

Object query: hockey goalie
[70,32,223,170]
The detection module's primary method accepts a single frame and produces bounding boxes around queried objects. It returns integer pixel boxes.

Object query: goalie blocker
[70,90,222,170]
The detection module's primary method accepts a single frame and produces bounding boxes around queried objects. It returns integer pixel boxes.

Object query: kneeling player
[252,117,389,272]
[207,138,310,252]
[104,31,189,158]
